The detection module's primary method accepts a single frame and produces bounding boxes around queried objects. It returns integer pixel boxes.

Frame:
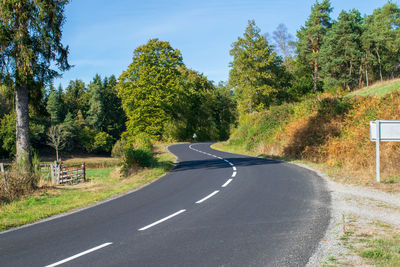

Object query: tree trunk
[15,83,31,170]
[313,60,318,93]
[365,55,369,88]
[376,47,383,82]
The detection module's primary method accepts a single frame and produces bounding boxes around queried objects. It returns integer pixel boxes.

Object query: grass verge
[339,215,400,266]
[0,144,174,232]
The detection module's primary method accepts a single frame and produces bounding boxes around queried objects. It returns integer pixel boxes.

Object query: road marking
[229,162,234,166]
[233,166,236,171]
[45,243,112,267]
[138,209,186,231]
[196,190,220,204]
[222,179,233,187]
[232,171,237,177]
[217,156,222,159]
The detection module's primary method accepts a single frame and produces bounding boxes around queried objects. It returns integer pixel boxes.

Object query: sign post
[370,120,400,182]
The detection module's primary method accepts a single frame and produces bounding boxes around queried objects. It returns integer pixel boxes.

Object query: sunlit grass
[347,79,400,98]
[0,144,174,231]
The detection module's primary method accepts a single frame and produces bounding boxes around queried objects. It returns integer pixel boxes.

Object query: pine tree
[0,0,70,168]
[46,85,64,125]
[320,9,364,91]
[363,3,400,82]
[297,0,332,92]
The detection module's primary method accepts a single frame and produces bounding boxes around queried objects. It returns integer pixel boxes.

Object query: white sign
[370,120,400,183]
[370,120,400,141]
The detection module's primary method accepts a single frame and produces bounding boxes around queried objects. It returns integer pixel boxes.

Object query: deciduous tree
[117,39,183,140]
[229,20,286,114]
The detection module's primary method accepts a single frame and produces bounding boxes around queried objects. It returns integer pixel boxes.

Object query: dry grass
[220,82,400,190]
[0,144,174,231]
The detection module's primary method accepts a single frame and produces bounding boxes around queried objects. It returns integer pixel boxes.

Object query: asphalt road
[0,143,330,266]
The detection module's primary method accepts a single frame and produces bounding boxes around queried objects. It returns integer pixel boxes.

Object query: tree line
[1,0,398,171]
[229,1,400,116]
[0,37,236,160]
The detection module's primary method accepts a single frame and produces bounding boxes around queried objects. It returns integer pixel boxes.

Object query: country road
[0,143,330,266]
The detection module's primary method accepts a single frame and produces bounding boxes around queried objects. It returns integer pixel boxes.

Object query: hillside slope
[216,80,400,188]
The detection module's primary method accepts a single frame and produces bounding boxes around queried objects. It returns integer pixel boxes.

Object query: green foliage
[0,113,16,157]
[0,0,71,168]
[78,126,97,153]
[111,139,127,158]
[92,132,114,153]
[229,20,288,114]
[63,80,87,118]
[118,39,183,140]
[121,133,154,175]
[320,10,364,91]
[296,0,332,92]
[46,85,65,125]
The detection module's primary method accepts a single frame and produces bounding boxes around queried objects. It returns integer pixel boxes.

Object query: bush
[0,153,40,203]
[111,139,127,158]
[120,132,154,176]
[92,132,114,153]
[128,132,152,152]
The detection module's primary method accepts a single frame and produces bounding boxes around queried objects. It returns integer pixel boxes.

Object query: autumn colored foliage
[228,90,400,183]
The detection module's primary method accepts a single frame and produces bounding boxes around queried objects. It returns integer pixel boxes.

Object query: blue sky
[54,0,396,88]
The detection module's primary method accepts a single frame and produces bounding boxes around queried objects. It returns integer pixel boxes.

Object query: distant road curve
[0,142,330,266]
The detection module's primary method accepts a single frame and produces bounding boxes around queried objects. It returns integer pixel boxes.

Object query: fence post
[82,163,86,182]
[0,163,4,173]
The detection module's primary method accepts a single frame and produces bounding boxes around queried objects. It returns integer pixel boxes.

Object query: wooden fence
[0,162,86,186]
[0,163,8,193]
[51,163,86,185]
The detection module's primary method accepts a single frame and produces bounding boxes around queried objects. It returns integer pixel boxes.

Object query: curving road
[0,143,330,266]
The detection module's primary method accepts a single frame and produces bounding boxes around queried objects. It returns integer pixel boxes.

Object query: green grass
[0,144,174,231]
[347,79,400,98]
[357,236,400,265]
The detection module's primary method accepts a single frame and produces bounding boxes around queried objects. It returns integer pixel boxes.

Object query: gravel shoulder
[302,163,400,266]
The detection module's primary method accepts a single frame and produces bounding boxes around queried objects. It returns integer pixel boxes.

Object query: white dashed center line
[196,190,220,204]
[222,179,233,188]
[138,209,186,231]
[45,243,113,267]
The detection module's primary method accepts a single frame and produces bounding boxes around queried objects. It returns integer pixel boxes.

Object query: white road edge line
[232,171,237,177]
[222,179,233,188]
[233,166,237,171]
[45,242,112,267]
[138,209,186,231]
[229,162,234,166]
[196,190,220,204]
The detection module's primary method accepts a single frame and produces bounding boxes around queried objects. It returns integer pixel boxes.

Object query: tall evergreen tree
[320,9,364,91]
[297,0,332,92]
[46,85,64,125]
[0,0,70,168]
[86,74,104,132]
[363,3,400,82]
[63,79,87,117]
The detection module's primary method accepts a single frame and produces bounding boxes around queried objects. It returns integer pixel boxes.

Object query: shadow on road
[172,157,281,172]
